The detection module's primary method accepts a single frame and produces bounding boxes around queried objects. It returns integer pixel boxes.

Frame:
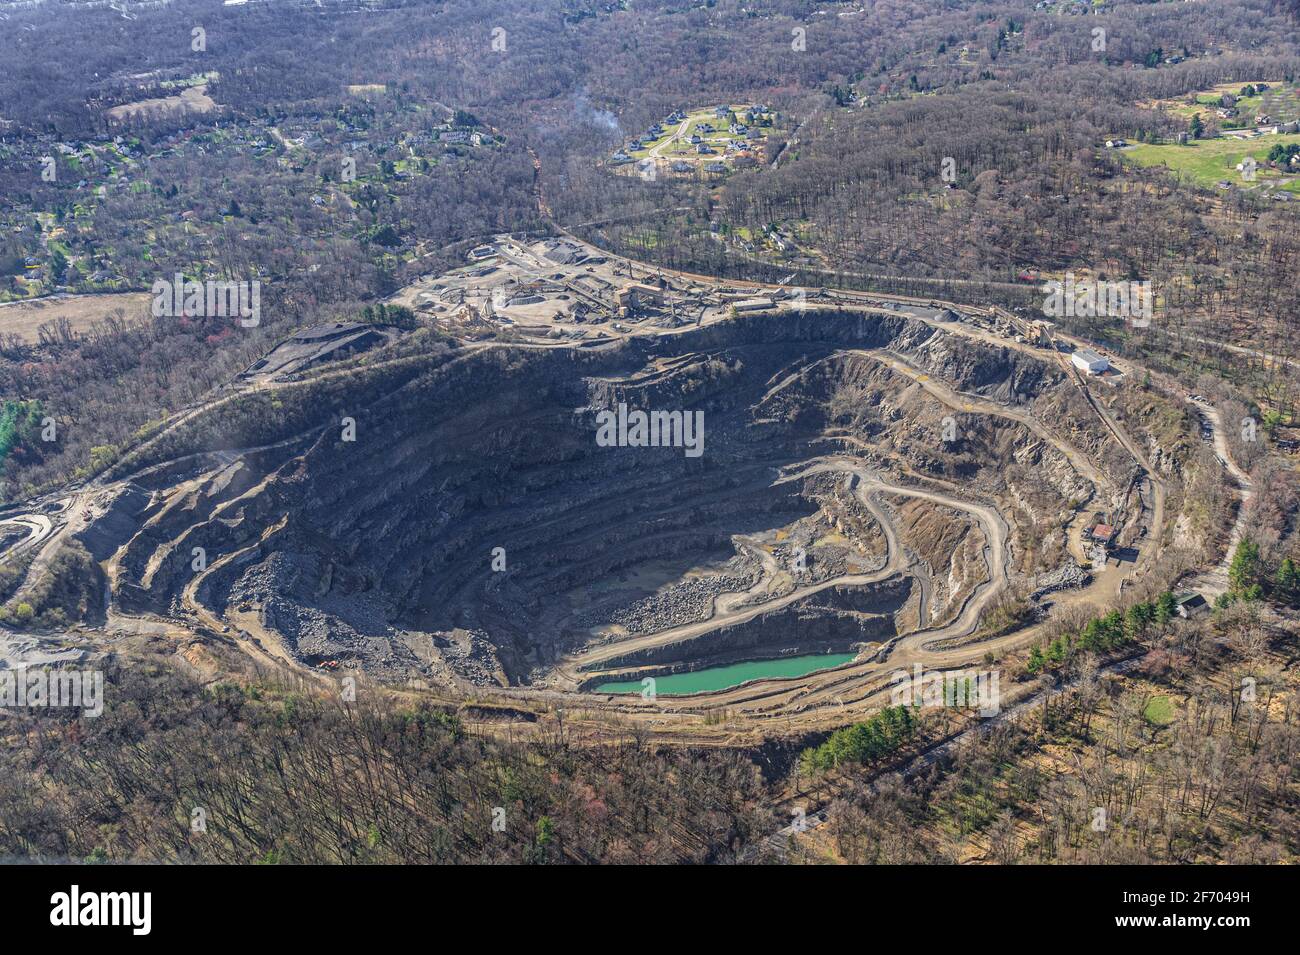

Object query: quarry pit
[0,235,1183,734]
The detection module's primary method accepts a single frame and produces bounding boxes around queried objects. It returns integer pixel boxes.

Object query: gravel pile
[436,628,502,686]
[228,551,423,677]
[1031,559,1090,600]
[605,572,755,635]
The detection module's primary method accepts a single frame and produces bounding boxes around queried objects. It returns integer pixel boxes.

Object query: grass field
[1143,695,1176,726]
[1123,133,1300,194]
[106,84,217,123]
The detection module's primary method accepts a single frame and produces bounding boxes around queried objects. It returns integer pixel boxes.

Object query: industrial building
[1071,348,1109,375]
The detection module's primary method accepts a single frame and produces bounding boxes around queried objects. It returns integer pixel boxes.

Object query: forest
[0,655,779,864]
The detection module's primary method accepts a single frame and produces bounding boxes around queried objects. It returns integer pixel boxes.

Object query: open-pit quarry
[0,233,1220,741]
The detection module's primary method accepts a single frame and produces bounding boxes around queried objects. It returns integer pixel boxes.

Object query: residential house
[1174,593,1208,618]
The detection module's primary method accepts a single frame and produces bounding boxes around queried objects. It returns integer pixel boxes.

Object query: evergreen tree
[1228,538,1262,595]
[1276,557,1300,605]
[1155,591,1177,624]
[1124,603,1148,640]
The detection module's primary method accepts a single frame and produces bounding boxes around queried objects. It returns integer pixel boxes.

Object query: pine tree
[1124,604,1147,640]
[1155,591,1177,624]
[1276,557,1300,606]
[1228,538,1261,595]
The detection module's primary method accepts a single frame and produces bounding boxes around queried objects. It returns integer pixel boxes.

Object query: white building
[1071,349,1109,375]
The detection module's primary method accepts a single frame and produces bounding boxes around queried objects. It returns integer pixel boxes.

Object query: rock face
[93,309,1119,686]
[73,483,152,562]
[580,576,913,675]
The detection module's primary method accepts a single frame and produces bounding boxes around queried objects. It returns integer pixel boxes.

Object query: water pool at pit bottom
[592,652,857,696]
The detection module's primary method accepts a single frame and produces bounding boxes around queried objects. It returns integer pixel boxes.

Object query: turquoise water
[593,652,856,696]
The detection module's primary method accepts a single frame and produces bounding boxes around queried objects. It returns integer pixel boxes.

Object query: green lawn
[160,71,219,90]
[1143,695,1176,726]
[1123,133,1300,194]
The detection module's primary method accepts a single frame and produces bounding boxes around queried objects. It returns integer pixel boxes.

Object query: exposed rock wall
[96,309,1111,685]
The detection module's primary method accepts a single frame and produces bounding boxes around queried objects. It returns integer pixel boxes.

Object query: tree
[1228,538,1262,596]
[1275,557,1300,605]
[1189,113,1204,140]
[49,249,68,286]
[1125,601,1154,640]
[368,224,402,248]
[1155,591,1177,625]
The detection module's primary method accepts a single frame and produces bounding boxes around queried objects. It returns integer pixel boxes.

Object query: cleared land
[106,83,217,122]
[0,226,1229,745]
[0,292,151,343]
[1149,80,1298,124]
[615,104,778,176]
[1123,133,1300,194]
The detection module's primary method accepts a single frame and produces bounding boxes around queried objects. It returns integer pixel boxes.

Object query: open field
[1123,133,1300,194]
[105,83,217,122]
[0,292,151,343]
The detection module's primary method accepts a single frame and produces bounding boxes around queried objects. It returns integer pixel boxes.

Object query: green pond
[593,653,856,696]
